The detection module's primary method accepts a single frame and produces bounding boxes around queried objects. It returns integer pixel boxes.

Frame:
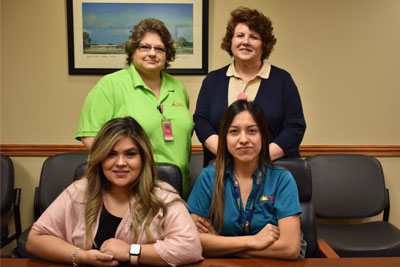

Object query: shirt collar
[225,165,262,180]
[129,63,146,89]
[128,63,173,94]
[226,59,271,79]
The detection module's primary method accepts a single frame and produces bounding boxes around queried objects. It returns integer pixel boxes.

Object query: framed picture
[67,0,208,75]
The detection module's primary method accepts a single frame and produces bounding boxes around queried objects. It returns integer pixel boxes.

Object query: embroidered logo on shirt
[260,195,275,203]
[171,102,184,107]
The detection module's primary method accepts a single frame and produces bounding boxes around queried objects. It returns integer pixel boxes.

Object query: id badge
[161,118,174,141]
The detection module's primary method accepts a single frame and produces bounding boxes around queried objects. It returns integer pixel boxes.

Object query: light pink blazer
[32,178,203,266]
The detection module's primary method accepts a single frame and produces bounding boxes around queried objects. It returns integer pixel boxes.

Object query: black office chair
[15,152,89,257]
[275,158,338,258]
[188,153,204,197]
[73,161,87,181]
[74,162,183,196]
[155,163,183,196]
[307,154,400,257]
[1,154,22,249]
[275,158,317,257]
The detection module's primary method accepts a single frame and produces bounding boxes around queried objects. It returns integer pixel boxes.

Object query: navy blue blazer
[193,64,306,167]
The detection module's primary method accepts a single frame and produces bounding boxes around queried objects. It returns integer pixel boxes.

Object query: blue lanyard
[232,171,262,234]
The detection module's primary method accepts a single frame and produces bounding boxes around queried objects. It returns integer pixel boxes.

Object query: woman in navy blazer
[194,7,306,166]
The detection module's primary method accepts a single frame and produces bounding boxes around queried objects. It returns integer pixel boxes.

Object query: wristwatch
[129,244,141,265]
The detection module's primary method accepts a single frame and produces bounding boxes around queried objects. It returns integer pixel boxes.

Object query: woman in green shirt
[76,18,193,197]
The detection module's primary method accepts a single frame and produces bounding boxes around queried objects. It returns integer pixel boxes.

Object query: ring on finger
[101,247,106,253]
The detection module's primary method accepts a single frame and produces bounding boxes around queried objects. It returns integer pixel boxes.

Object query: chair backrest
[74,161,183,196]
[274,158,318,258]
[155,163,183,196]
[189,153,204,196]
[1,154,14,216]
[36,153,88,219]
[1,154,22,249]
[307,154,387,219]
[74,161,87,181]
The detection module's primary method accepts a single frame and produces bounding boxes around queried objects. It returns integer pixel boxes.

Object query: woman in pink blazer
[27,117,202,266]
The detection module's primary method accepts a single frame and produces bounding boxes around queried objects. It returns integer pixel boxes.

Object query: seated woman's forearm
[100,237,168,266]
[27,229,79,264]
[234,236,300,260]
[194,214,280,257]
[199,233,254,257]
[199,229,279,257]
[137,244,168,266]
[27,229,116,265]
[235,216,301,260]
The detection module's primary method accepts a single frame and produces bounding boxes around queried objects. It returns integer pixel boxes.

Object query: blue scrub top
[187,165,301,236]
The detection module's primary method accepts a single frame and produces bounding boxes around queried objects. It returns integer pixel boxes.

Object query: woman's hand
[196,217,217,234]
[77,249,118,266]
[100,238,130,263]
[205,134,219,155]
[248,223,279,250]
[269,142,285,161]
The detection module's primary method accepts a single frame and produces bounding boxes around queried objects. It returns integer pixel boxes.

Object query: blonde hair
[84,117,180,246]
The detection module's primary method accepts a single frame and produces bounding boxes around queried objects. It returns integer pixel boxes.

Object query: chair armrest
[33,187,40,221]
[16,226,35,258]
[317,237,340,258]
[383,188,390,222]
[13,188,22,236]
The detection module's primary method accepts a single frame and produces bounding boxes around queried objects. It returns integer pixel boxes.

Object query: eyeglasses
[137,44,166,54]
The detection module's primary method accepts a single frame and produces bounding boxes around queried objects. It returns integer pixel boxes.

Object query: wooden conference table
[1,257,400,267]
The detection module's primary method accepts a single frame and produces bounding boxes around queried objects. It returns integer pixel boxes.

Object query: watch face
[130,244,141,255]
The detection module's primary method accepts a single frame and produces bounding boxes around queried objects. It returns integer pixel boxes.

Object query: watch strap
[130,255,139,265]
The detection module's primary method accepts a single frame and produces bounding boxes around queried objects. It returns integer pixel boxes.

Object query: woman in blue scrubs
[187,100,305,259]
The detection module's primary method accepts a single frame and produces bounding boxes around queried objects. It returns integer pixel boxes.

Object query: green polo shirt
[76,64,194,197]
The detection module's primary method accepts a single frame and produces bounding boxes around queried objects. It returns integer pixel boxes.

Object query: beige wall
[1,0,399,254]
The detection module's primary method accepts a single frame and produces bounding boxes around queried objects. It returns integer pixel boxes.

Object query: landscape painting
[82,3,194,55]
[67,0,208,75]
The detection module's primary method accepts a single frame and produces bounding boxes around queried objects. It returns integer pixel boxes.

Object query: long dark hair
[209,100,273,233]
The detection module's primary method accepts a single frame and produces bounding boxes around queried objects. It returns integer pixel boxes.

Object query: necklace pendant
[237,92,247,100]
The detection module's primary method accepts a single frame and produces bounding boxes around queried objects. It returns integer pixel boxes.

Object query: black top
[93,205,122,249]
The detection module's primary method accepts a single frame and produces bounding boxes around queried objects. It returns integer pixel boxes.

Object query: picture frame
[67,0,208,75]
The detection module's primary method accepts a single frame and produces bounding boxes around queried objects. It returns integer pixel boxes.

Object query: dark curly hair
[221,7,277,61]
[125,18,176,69]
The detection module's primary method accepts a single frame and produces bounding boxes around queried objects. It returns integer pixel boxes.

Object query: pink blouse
[32,179,203,266]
